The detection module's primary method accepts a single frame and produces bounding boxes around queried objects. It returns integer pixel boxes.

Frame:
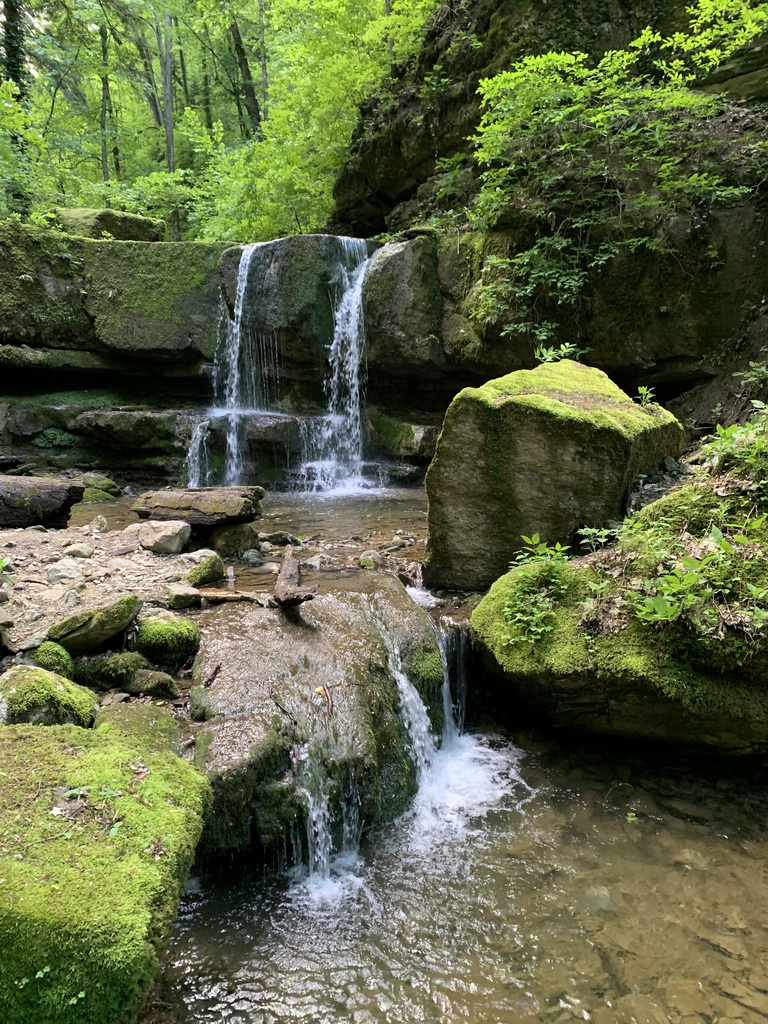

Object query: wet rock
[48,594,142,655]
[359,549,386,569]
[133,486,265,527]
[303,553,335,571]
[190,573,444,854]
[719,980,768,1016]
[673,848,710,870]
[81,474,121,497]
[0,664,97,727]
[0,476,85,529]
[666,979,713,1017]
[211,522,260,557]
[88,515,108,533]
[582,885,615,913]
[134,612,200,668]
[241,549,265,567]
[139,519,192,555]
[424,361,684,590]
[125,669,179,699]
[184,552,225,588]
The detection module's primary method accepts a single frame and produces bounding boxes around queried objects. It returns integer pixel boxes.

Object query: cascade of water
[379,627,436,784]
[294,238,373,493]
[185,419,212,487]
[436,620,469,742]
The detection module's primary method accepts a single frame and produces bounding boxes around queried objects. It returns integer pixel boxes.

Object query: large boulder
[139,519,191,554]
[189,573,444,855]
[423,361,684,591]
[0,719,209,1024]
[0,475,85,528]
[133,486,264,527]
[51,207,166,242]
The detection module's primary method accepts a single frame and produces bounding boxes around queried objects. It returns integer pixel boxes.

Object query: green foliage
[637,386,657,407]
[699,407,768,481]
[502,535,572,645]
[469,1,764,343]
[534,341,588,363]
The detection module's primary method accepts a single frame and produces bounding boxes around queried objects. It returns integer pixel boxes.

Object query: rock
[62,543,94,558]
[0,720,209,1022]
[74,651,149,691]
[93,702,180,751]
[424,361,685,591]
[139,519,192,554]
[184,552,225,588]
[30,641,74,679]
[125,669,179,699]
[88,515,108,533]
[360,549,386,569]
[303,553,335,571]
[0,665,97,727]
[82,487,117,503]
[81,474,121,496]
[133,486,265,527]
[164,583,202,609]
[48,594,142,655]
[257,531,301,546]
[45,557,84,582]
[134,613,201,668]
[0,475,85,529]
[211,521,260,557]
[241,549,265,567]
[189,573,444,854]
[51,207,166,241]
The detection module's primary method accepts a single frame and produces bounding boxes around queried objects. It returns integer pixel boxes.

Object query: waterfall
[292,238,373,493]
[436,620,469,743]
[379,628,436,784]
[185,419,212,488]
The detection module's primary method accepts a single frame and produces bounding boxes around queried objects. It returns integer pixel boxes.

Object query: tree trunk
[99,25,112,203]
[156,11,180,240]
[133,32,163,128]
[174,17,191,107]
[257,0,269,120]
[2,0,27,98]
[201,46,213,131]
[229,18,261,136]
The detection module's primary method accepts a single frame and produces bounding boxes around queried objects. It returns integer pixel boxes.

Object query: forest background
[0,0,436,240]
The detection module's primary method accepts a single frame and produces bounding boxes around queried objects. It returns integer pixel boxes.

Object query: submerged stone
[424,361,684,591]
[0,721,209,1024]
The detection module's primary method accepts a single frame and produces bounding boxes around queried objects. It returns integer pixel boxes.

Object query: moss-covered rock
[51,207,165,242]
[0,721,209,1024]
[74,651,149,691]
[31,641,74,679]
[185,553,225,588]
[126,669,180,699]
[94,702,180,752]
[0,665,97,727]
[134,614,201,668]
[82,487,116,503]
[82,474,120,496]
[424,361,685,591]
[48,595,142,655]
[133,487,264,527]
[0,475,85,528]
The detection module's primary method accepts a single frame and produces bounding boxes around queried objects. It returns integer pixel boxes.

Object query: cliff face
[333,0,688,235]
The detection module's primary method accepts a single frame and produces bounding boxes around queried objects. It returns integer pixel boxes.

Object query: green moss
[405,646,445,737]
[82,475,120,496]
[368,412,413,456]
[0,666,97,727]
[94,703,180,752]
[185,554,225,588]
[52,208,165,242]
[126,669,179,699]
[0,722,210,1024]
[49,596,142,656]
[31,428,83,449]
[74,651,149,691]
[31,642,75,680]
[362,664,418,821]
[134,614,201,668]
[81,487,116,503]
[188,684,212,722]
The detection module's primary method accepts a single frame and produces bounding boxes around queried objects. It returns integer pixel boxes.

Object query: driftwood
[198,588,263,605]
[274,545,317,607]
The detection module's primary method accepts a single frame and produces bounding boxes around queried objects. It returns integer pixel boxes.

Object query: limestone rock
[165,583,202,609]
[133,486,265,527]
[0,475,85,529]
[48,594,142,655]
[424,361,684,591]
[0,665,97,727]
[190,573,444,854]
[139,519,192,554]
[45,557,84,583]
[51,207,165,242]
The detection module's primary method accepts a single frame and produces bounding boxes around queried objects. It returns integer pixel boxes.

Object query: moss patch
[31,642,75,680]
[134,614,201,668]
[94,703,180,752]
[49,595,142,656]
[0,666,97,727]
[0,722,210,1024]
[74,651,149,692]
[185,554,225,588]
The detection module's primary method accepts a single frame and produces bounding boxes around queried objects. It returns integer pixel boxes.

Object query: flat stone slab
[0,475,85,528]
[132,486,266,527]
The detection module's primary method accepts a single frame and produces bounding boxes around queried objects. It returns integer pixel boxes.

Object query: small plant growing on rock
[502,534,572,645]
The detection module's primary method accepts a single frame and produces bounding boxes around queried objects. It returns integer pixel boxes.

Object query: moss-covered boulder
[74,651,149,691]
[126,669,179,699]
[134,613,201,668]
[82,474,120,496]
[0,475,86,528]
[190,572,443,855]
[184,552,225,588]
[133,486,264,527]
[424,361,685,591]
[0,721,209,1024]
[51,207,165,242]
[31,641,74,679]
[82,487,116,503]
[94,702,180,752]
[48,595,142,655]
[0,666,97,727]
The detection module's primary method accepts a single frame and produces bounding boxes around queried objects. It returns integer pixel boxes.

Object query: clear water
[150,732,768,1024]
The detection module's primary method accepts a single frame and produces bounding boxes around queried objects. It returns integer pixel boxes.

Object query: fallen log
[274,545,317,607]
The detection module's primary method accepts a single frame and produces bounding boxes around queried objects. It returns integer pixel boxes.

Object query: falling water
[293,238,374,493]
[436,620,469,742]
[379,628,436,784]
[185,419,212,488]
